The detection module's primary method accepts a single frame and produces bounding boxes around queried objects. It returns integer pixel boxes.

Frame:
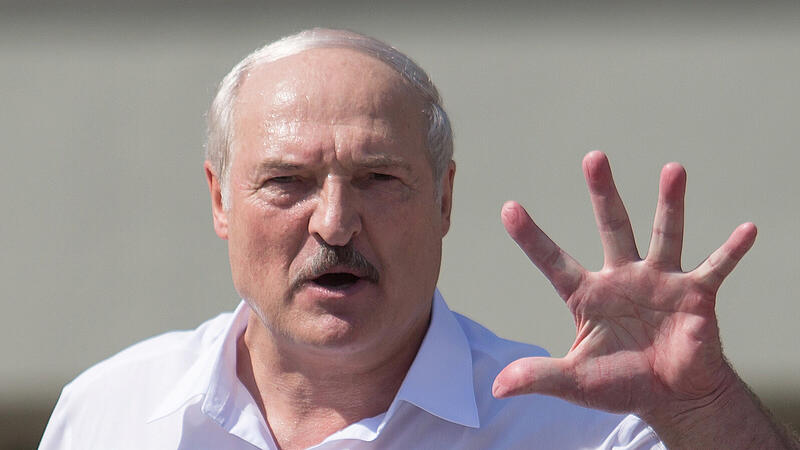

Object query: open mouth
[311,272,361,289]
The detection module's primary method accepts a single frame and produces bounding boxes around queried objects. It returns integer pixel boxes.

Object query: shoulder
[453,311,550,364]
[451,312,664,449]
[39,310,236,449]
[66,310,232,393]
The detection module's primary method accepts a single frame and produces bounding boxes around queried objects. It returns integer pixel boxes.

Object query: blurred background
[2,0,799,447]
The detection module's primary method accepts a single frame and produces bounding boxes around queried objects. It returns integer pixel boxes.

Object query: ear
[204,160,229,240]
[439,160,456,236]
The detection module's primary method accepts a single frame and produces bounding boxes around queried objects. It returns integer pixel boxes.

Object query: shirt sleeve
[598,414,666,450]
[38,384,73,450]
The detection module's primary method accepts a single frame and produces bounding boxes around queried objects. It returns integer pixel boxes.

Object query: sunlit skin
[493,152,772,447]
[205,48,455,448]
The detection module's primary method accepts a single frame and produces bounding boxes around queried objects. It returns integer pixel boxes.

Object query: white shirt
[40,290,664,449]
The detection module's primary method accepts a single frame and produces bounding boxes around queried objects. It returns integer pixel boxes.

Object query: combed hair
[205,28,454,209]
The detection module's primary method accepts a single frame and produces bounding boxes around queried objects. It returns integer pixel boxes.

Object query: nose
[308,178,362,246]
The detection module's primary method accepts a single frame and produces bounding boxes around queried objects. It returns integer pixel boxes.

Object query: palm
[561,267,724,415]
[493,152,757,421]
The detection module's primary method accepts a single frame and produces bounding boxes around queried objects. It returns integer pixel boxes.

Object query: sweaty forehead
[234,48,427,133]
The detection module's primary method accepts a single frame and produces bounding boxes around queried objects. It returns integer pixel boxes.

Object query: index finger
[502,201,585,300]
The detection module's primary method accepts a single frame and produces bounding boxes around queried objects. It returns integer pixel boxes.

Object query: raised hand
[492,151,758,426]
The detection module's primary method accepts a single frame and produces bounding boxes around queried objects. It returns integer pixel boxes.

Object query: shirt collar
[146,301,250,424]
[146,289,480,431]
[389,288,480,428]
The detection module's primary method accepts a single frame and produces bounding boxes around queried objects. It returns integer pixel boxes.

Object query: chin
[288,312,376,351]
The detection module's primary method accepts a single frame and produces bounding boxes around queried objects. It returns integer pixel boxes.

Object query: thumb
[492,356,576,399]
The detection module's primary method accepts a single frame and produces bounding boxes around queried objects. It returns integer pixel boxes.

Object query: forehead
[233,48,427,145]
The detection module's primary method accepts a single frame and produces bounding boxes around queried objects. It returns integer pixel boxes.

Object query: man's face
[206,48,455,358]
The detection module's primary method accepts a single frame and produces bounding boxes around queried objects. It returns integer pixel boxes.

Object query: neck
[236,309,430,450]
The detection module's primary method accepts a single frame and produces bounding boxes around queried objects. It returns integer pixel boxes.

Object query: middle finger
[582,151,640,266]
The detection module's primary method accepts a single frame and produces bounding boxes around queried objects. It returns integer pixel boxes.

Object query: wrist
[642,367,797,450]
[642,364,740,444]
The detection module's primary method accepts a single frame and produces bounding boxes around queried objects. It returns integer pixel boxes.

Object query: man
[40,28,798,449]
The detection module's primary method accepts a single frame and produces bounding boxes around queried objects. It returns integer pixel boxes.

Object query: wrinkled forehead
[234,48,428,135]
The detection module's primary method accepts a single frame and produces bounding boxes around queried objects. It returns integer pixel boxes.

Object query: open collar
[390,289,480,428]
[320,289,480,444]
[147,289,480,435]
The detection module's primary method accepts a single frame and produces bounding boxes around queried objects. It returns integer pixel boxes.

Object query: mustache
[290,243,380,292]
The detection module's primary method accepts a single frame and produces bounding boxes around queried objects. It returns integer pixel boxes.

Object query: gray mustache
[291,243,380,292]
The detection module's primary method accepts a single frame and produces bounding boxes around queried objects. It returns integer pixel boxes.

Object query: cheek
[228,203,310,294]
[366,197,443,276]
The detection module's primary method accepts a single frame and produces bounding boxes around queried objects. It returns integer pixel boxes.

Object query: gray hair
[205,28,454,209]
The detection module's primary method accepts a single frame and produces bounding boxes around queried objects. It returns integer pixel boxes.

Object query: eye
[260,175,307,195]
[266,175,298,185]
[369,172,396,182]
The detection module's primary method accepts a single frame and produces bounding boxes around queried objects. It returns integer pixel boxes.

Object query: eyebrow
[356,154,412,172]
[254,160,303,173]
[253,154,412,173]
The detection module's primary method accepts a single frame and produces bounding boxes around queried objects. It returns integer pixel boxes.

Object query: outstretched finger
[583,151,640,266]
[502,201,585,300]
[492,356,575,399]
[646,163,687,269]
[693,222,757,294]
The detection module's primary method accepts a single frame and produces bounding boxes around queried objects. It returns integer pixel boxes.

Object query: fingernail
[492,382,508,398]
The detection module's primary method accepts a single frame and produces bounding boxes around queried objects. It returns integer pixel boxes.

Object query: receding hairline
[230,47,432,166]
[234,46,429,118]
